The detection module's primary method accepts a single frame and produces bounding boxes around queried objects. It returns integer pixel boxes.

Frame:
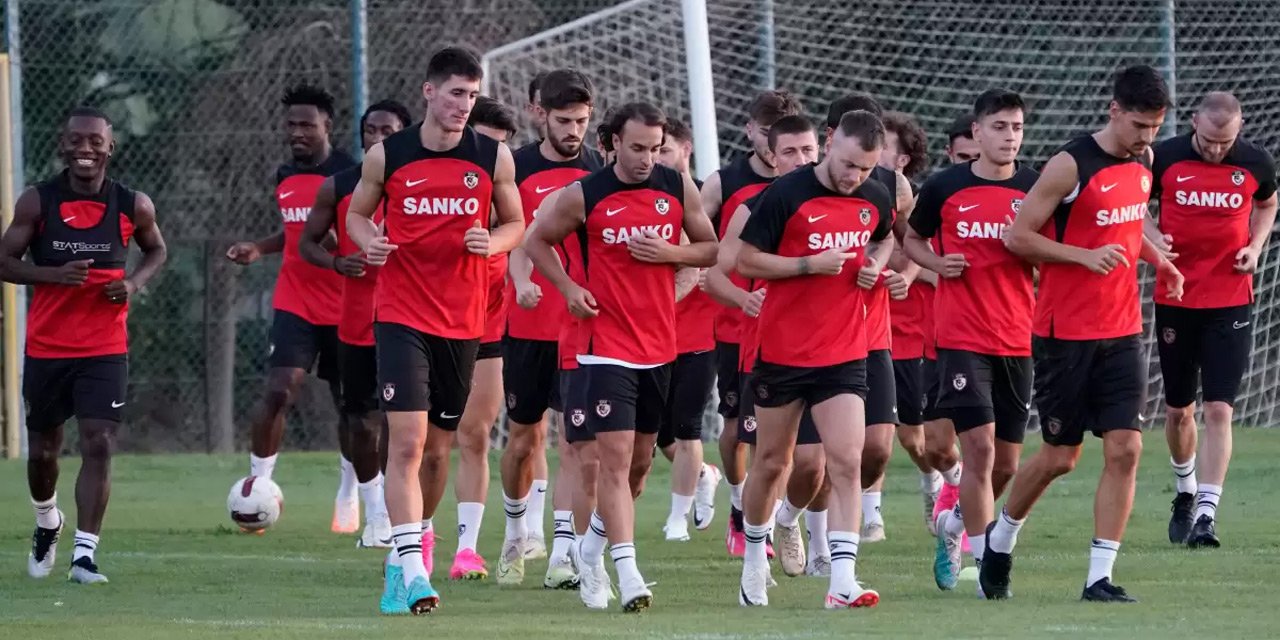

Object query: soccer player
[347,47,525,615]
[946,114,981,164]
[225,84,357,530]
[985,65,1184,603]
[904,89,1038,591]
[736,110,894,609]
[699,89,803,554]
[1151,92,1277,548]
[527,102,718,611]
[500,69,602,586]
[524,71,550,141]
[2,107,168,583]
[298,99,412,548]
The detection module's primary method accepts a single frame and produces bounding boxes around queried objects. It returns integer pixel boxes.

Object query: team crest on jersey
[952,373,967,391]
[383,383,396,402]
[1046,417,1062,436]
[463,171,480,190]
[743,416,758,432]
[596,400,611,418]
[725,391,738,408]
[655,197,670,215]
[571,409,586,427]
[1141,175,1151,194]
[1011,198,1023,214]
[1163,327,1176,344]
[859,207,872,225]
[507,393,517,410]
[1232,170,1246,186]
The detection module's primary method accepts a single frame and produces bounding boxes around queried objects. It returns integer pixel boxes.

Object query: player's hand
[363,236,398,266]
[1153,233,1178,261]
[1001,215,1015,245]
[940,253,969,278]
[741,288,766,318]
[333,251,367,278]
[696,268,710,292]
[563,283,599,319]
[103,278,136,304]
[883,270,909,300]
[1234,244,1261,273]
[1080,244,1130,275]
[628,230,673,263]
[856,257,883,289]
[464,221,491,256]
[516,281,543,309]
[52,259,93,286]
[807,245,859,276]
[1158,259,1185,301]
[225,242,261,265]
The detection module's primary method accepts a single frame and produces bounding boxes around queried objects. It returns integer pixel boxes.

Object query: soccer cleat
[449,548,488,580]
[861,520,886,543]
[619,577,653,612]
[805,554,831,577]
[775,522,806,577]
[824,583,879,609]
[379,564,410,615]
[933,510,962,591]
[405,576,440,615]
[357,516,393,549]
[765,533,776,560]
[420,529,436,577]
[331,496,360,534]
[543,554,580,590]
[67,556,108,584]
[1187,515,1221,549]
[693,463,722,530]
[27,509,64,579]
[725,507,746,557]
[924,488,940,536]
[1081,577,1137,603]
[738,561,770,607]
[663,519,691,542]
[572,539,612,610]
[497,537,526,585]
[933,481,960,524]
[978,521,1013,599]
[523,536,548,560]
[1168,492,1195,543]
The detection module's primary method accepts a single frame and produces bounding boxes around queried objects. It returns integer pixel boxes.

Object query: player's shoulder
[1228,136,1275,172]
[581,146,606,170]
[325,149,358,174]
[871,165,896,192]
[1153,131,1193,157]
[921,161,975,194]
[855,172,894,210]
[650,163,685,192]
[1012,164,1041,191]
[512,140,541,164]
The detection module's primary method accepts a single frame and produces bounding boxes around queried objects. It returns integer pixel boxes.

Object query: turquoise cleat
[405,576,440,615]
[379,565,410,615]
[933,511,962,591]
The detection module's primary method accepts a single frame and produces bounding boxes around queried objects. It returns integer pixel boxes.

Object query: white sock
[669,493,694,524]
[861,491,883,526]
[775,497,804,528]
[945,504,966,536]
[250,453,277,480]
[32,494,59,529]
[729,481,744,511]
[988,508,1024,554]
[805,509,829,559]
[337,455,358,501]
[828,531,860,588]
[1087,538,1120,587]
[1195,483,1222,520]
[551,510,574,562]
[72,530,98,563]
[582,512,608,562]
[421,517,434,534]
[940,462,961,486]
[1171,455,1197,495]
[744,520,770,565]
[970,533,986,563]
[611,542,643,586]
[528,479,549,540]
[456,502,484,553]
[391,523,427,584]
[503,492,529,541]
[358,474,386,523]
[921,470,942,495]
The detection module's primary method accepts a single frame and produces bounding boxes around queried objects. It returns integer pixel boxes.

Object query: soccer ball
[227,476,283,533]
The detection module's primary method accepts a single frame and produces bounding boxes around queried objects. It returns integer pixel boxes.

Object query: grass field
[3,430,1280,639]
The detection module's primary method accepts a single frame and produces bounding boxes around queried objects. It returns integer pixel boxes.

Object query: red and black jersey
[333,164,384,347]
[910,162,1038,356]
[739,164,894,367]
[505,143,604,341]
[675,176,716,355]
[714,154,775,344]
[1035,135,1151,340]
[575,163,685,367]
[27,171,137,358]
[1152,132,1277,309]
[863,166,901,354]
[890,282,931,360]
[273,150,355,327]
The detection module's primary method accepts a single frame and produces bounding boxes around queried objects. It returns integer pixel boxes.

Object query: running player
[700,90,803,554]
[946,114,981,165]
[2,107,168,583]
[347,47,525,615]
[904,89,1038,591]
[225,84,357,530]
[985,65,1184,603]
[1151,92,1276,548]
[298,99,412,548]
[526,102,718,611]
[499,69,601,586]
[736,110,893,609]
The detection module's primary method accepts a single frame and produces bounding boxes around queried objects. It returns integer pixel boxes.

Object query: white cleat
[739,561,770,606]
[619,577,653,612]
[27,510,65,579]
[693,463,722,530]
[861,521,886,543]
[572,540,612,609]
[67,556,109,585]
[543,553,580,590]
[663,519,691,542]
[825,582,880,609]
[523,536,548,560]
[497,537,526,586]
[330,496,359,534]
[357,515,393,549]
[775,523,806,577]
[805,554,832,577]
[924,489,941,536]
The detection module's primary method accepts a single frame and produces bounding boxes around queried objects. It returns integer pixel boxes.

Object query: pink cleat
[932,480,970,551]
[420,529,436,577]
[726,508,746,557]
[449,548,488,580]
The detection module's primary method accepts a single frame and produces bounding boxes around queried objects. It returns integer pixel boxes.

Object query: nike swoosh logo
[1175,175,1195,183]
[693,513,706,528]
[958,204,978,212]
[62,217,76,223]
[1100,183,1118,193]
[378,536,392,545]
[1233,321,1250,329]
[808,215,827,223]
[440,412,460,419]
[405,178,428,188]
[605,207,626,216]
[278,191,295,199]
[536,487,547,494]
[535,185,557,194]
[111,401,125,408]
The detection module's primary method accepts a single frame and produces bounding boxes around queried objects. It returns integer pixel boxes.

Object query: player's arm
[903,177,966,278]
[629,174,717,267]
[1005,152,1127,274]
[738,188,855,280]
[0,188,93,285]
[526,182,596,317]
[347,143,396,265]
[1236,168,1279,273]
[675,264,699,302]
[226,221,284,265]
[704,203,752,308]
[699,170,723,227]
[104,191,168,303]
[483,144,526,256]
[299,178,364,278]
[509,189,560,310]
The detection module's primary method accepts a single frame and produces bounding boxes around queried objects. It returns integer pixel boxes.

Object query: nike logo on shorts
[1233,321,1250,329]
[440,412,460,420]
[111,401,126,408]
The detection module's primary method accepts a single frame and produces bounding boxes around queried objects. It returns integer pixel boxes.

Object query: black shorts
[560,368,592,443]
[269,310,339,381]
[658,350,717,449]
[922,357,942,422]
[340,342,378,415]
[374,322,478,430]
[935,348,1032,444]
[1034,335,1145,447]
[1155,304,1251,408]
[893,357,924,426]
[24,354,128,432]
[745,372,848,447]
[865,349,897,426]
[751,359,869,409]
[584,363,673,435]
[477,340,503,361]
[503,337,561,424]
[716,341,742,418]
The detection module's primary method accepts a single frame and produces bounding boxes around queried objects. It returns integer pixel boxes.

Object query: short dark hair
[836,110,885,152]
[882,111,929,178]
[1113,64,1172,113]
[606,102,667,143]
[65,106,112,127]
[539,69,594,111]
[528,71,550,105]
[426,47,483,85]
[973,88,1026,121]
[826,93,884,129]
[596,106,617,152]
[665,119,693,143]
[362,99,412,131]
[767,115,815,151]
[747,90,804,128]
[468,96,519,139]
[282,83,335,119]
[947,113,977,143]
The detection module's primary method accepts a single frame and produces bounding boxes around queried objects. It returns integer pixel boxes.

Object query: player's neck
[971,158,1014,181]
[65,171,106,196]
[420,118,464,152]
[294,144,332,171]
[748,152,775,177]
[539,138,578,163]
[1093,128,1134,159]
[611,163,646,185]
[813,161,837,192]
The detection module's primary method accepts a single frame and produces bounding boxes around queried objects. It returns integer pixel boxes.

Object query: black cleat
[1168,492,1194,543]
[978,521,1012,600]
[1187,515,1220,549]
[1081,577,1136,603]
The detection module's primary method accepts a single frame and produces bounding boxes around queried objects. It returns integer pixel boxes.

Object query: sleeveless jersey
[333,164,384,346]
[273,150,355,326]
[714,154,775,344]
[675,176,713,354]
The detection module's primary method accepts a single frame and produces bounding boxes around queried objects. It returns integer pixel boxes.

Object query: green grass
[3,431,1280,639]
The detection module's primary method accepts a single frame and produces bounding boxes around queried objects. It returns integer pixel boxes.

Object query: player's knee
[1104,439,1142,472]
[991,455,1018,486]
[963,436,996,471]
[925,441,953,470]
[78,423,116,460]
[753,446,792,478]
[1165,403,1195,427]
[1202,402,1234,429]
[28,439,59,466]
[1043,446,1081,477]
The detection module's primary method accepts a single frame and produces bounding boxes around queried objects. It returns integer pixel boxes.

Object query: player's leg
[665,351,716,540]
[716,341,745,544]
[63,354,127,584]
[498,339,557,579]
[776,429,824,577]
[452,346,501,580]
[727,375,759,556]
[250,312,322,482]
[343,344,390,549]
[858,351,896,543]
[529,440,550,557]
[22,356,72,579]
[894,356,941,532]
[805,473,832,576]
[922,358,962,528]
[318,331,360,535]
[1155,303,1200,543]
[545,420,581,590]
